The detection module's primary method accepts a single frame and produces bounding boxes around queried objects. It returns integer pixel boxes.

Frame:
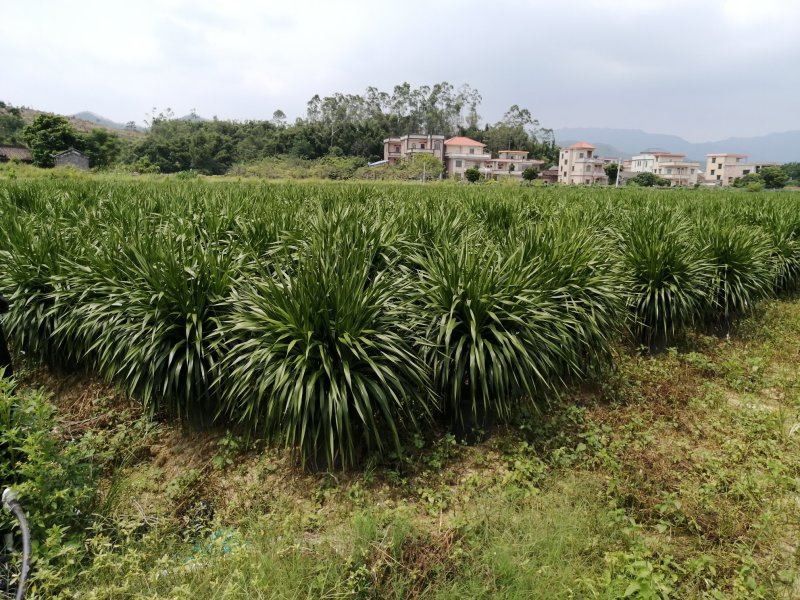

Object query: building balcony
[445,152,492,159]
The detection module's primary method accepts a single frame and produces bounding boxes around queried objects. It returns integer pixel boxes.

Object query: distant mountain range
[554,128,799,165]
[71,111,142,132]
[71,111,206,132]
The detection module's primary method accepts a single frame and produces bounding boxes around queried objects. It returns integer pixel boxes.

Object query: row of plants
[1,180,798,468]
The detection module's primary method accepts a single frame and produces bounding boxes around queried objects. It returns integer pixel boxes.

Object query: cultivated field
[1,179,799,597]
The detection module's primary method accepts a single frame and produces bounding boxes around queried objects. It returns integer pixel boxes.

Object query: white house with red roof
[442,136,491,178]
[381,134,543,179]
[557,142,608,185]
[442,137,544,179]
[631,150,700,187]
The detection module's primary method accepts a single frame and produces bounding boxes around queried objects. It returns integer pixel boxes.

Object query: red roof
[568,142,595,150]
[444,136,486,147]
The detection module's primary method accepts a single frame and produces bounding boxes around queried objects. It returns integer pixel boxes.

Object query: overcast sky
[2,0,798,142]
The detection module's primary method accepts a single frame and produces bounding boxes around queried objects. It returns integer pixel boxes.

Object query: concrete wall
[54,151,89,170]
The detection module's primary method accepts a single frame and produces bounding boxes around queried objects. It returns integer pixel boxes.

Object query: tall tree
[759,165,789,189]
[81,128,122,168]
[22,114,81,167]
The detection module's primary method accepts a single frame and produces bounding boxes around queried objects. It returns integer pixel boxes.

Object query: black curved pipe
[2,489,30,600]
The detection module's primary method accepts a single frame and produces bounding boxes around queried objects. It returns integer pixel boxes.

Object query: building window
[587,151,592,158]
[469,148,474,155]
[743,169,750,175]
[579,152,584,158]
[710,169,715,175]
[571,166,574,172]
[711,157,716,163]
[420,143,426,150]
[434,142,440,150]
[717,175,721,180]
[455,160,462,168]
[585,179,590,184]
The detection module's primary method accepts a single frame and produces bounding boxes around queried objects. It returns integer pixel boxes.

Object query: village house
[382,134,543,180]
[382,134,445,165]
[0,146,33,163]
[539,167,559,184]
[440,137,490,177]
[54,148,90,170]
[557,142,608,185]
[705,153,777,186]
[630,150,700,187]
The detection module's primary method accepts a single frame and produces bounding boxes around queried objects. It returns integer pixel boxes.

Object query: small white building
[557,142,608,185]
[630,150,699,187]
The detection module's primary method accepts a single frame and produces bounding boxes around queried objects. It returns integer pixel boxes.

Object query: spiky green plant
[759,205,800,295]
[412,243,594,433]
[695,218,776,331]
[618,206,713,351]
[217,228,430,469]
[0,214,80,363]
[49,217,240,422]
[515,216,624,374]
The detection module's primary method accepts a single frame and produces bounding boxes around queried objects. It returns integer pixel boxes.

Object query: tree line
[2,82,560,174]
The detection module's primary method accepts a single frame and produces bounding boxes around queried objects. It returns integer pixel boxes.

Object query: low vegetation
[0,179,799,597]
[1,181,798,467]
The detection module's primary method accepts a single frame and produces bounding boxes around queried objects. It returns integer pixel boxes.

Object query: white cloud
[1,0,798,139]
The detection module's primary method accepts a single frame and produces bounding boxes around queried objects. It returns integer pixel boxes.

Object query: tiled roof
[53,148,87,158]
[0,146,32,161]
[444,136,486,147]
[567,142,595,150]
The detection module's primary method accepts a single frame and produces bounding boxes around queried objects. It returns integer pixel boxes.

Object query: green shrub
[217,217,430,469]
[618,206,713,350]
[695,219,775,331]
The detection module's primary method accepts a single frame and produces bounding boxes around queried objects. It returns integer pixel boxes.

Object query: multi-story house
[705,154,777,186]
[383,134,445,165]
[442,136,492,177]
[557,142,608,185]
[630,150,700,187]
[486,150,544,179]
[382,134,544,180]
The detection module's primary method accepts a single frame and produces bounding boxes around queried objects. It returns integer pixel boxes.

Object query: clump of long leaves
[51,215,239,422]
[411,242,591,431]
[618,207,713,351]
[695,218,775,331]
[759,205,800,295]
[515,215,624,375]
[217,225,430,469]
[0,212,82,364]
